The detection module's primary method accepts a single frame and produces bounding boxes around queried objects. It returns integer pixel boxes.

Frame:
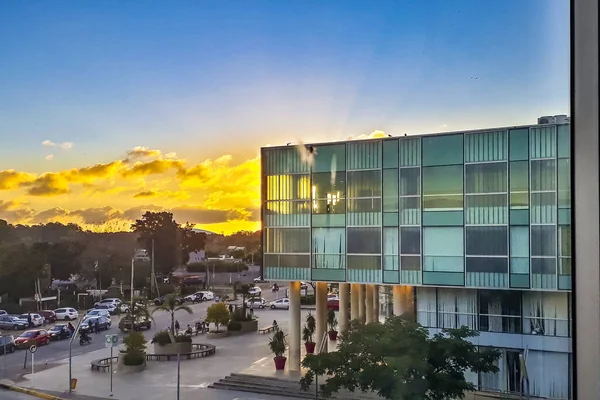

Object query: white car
[54,308,79,321]
[86,309,112,321]
[185,291,214,303]
[269,298,290,310]
[246,298,267,309]
[94,298,121,308]
[94,304,117,315]
[253,276,269,283]
[18,313,44,327]
[0,310,7,317]
[248,286,262,296]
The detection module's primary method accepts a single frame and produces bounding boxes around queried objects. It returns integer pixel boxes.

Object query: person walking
[175,320,180,334]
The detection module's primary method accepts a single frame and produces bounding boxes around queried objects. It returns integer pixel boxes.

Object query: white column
[393,286,413,317]
[288,282,301,372]
[358,285,366,323]
[315,282,328,353]
[574,2,600,397]
[365,285,374,323]
[338,283,350,333]
[373,285,380,322]
[350,283,359,321]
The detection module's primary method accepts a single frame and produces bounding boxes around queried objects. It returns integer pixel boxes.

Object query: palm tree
[129,296,152,321]
[151,293,193,332]
[235,282,253,318]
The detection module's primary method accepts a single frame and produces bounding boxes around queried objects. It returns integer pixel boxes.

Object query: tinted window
[55,309,66,313]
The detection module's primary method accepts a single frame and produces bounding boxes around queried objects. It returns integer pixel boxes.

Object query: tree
[131,212,206,274]
[300,317,500,400]
[205,302,230,332]
[234,282,254,317]
[151,293,193,332]
[0,243,48,302]
[31,241,84,281]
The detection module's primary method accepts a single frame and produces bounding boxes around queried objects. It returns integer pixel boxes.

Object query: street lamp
[94,261,101,301]
[130,257,135,310]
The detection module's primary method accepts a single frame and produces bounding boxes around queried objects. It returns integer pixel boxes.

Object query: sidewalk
[11,317,296,400]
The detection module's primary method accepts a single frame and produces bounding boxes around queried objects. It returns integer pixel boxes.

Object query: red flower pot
[274,356,287,370]
[328,330,338,341]
[305,341,316,354]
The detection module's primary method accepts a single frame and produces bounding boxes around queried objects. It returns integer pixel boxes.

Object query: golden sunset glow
[0,147,261,234]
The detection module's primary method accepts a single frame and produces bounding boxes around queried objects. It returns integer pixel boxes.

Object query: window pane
[531,160,556,191]
[265,228,310,253]
[422,134,463,166]
[382,140,399,168]
[399,137,421,167]
[423,195,463,211]
[347,198,381,213]
[510,161,529,208]
[347,255,381,270]
[312,228,345,254]
[266,174,311,200]
[465,130,507,162]
[347,170,382,197]
[423,227,464,256]
[383,227,399,255]
[383,169,399,212]
[509,128,529,161]
[399,197,421,225]
[531,225,557,257]
[399,167,421,195]
[313,144,346,173]
[530,126,557,159]
[279,254,310,269]
[466,226,508,256]
[557,125,570,158]
[401,255,421,271]
[313,254,345,269]
[510,226,529,258]
[557,159,571,208]
[466,257,508,273]
[400,227,420,254]
[312,198,346,214]
[531,258,557,274]
[347,227,381,254]
[531,192,556,224]
[264,147,310,174]
[422,165,463,195]
[465,194,508,225]
[559,225,571,257]
[465,163,507,193]
[347,141,381,170]
[311,172,346,199]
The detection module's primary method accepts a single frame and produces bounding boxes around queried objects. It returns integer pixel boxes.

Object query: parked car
[246,298,267,309]
[18,313,44,327]
[54,308,79,321]
[327,296,340,311]
[14,329,51,348]
[154,296,184,306]
[184,291,215,303]
[93,304,117,315]
[0,310,7,317]
[80,316,111,332]
[39,310,57,324]
[269,298,290,310]
[0,335,16,354]
[248,286,262,296]
[253,276,270,283]
[118,315,152,332]
[48,324,72,341]
[94,298,122,309]
[0,315,28,330]
[86,309,112,321]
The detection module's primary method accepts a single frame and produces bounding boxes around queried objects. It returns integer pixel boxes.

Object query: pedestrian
[228,304,233,314]
[27,313,32,328]
[95,319,100,334]
[175,320,180,333]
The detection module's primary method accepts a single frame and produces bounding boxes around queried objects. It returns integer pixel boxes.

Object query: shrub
[231,308,253,322]
[123,352,146,366]
[151,330,191,345]
[300,295,316,305]
[227,321,242,331]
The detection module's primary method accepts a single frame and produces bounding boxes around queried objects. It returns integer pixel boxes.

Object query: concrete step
[211,373,383,400]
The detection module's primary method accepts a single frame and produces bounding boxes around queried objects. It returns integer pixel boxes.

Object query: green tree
[31,241,84,280]
[0,243,49,302]
[300,317,500,400]
[205,302,230,332]
[151,293,193,332]
[234,282,254,317]
[131,212,206,273]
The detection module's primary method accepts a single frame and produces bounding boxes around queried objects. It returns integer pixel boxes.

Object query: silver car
[269,298,290,310]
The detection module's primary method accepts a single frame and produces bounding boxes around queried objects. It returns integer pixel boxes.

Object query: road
[0,283,284,382]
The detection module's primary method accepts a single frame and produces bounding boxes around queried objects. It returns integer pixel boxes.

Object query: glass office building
[261,121,572,399]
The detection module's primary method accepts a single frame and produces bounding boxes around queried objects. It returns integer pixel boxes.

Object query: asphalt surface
[0,389,37,399]
[0,283,283,383]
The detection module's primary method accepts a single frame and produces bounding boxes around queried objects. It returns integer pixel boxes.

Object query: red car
[14,329,51,349]
[39,310,57,324]
[327,297,340,311]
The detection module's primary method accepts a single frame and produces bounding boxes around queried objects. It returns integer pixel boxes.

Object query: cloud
[0,170,36,190]
[42,140,73,150]
[45,155,54,161]
[348,130,390,140]
[0,200,35,222]
[132,190,189,200]
[69,206,123,225]
[23,173,70,196]
[126,146,162,159]
[121,205,165,221]
[171,205,254,225]
[31,207,70,223]
[122,159,185,178]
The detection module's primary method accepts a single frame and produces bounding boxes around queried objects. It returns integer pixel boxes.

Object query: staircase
[210,373,384,399]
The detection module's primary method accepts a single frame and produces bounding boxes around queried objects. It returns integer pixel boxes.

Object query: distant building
[227,246,246,252]
[134,249,150,262]
[192,228,216,235]
[187,250,206,264]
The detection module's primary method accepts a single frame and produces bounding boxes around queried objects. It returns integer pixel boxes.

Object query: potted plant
[327,309,338,341]
[269,329,287,371]
[120,331,147,372]
[303,313,316,354]
[151,330,192,354]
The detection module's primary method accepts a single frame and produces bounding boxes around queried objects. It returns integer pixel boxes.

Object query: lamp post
[95,261,101,301]
[130,258,135,309]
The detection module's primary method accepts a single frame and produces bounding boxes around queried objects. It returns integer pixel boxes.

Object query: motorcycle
[79,332,92,346]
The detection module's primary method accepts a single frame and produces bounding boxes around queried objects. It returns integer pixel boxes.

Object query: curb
[0,383,66,400]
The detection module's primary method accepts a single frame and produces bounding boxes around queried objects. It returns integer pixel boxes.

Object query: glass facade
[262,123,571,290]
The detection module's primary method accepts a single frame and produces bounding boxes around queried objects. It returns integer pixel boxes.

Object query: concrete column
[373,285,380,322]
[288,282,301,371]
[357,284,366,323]
[350,283,359,321]
[315,282,328,353]
[393,285,414,317]
[338,283,350,333]
[365,285,374,323]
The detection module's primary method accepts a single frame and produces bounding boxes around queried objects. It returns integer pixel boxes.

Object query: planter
[273,356,287,371]
[206,331,229,339]
[304,342,316,354]
[328,330,338,341]
[153,342,192,355]
[238,319,258,333]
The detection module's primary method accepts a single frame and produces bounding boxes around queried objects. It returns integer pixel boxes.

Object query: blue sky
[0,0,569,172]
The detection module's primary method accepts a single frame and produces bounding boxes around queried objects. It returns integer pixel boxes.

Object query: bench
[258,325,276,334]
[90,356,117,372]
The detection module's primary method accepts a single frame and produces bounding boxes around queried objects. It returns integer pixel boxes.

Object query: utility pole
[151,239,155,298]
